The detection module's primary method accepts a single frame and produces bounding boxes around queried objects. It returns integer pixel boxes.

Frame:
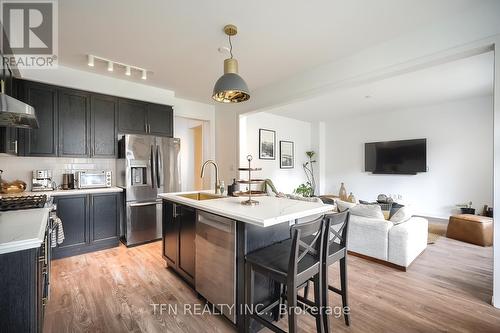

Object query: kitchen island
[159,191,333,332]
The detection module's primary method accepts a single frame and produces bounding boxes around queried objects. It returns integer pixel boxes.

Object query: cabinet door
[147,104,173,137]
[162,201,178,265]
[53,195,88,257]
[118,99,147,134]
[58,89,90,157]
[178,205,196,280]
[19,81,58,156]
[0,127,18,155]
[90,193,119,243]
[91,94,117,157]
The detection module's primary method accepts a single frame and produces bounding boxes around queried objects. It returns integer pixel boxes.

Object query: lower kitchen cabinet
[53,193,120,259]
[162,200,195,285]
[0,244,47,332]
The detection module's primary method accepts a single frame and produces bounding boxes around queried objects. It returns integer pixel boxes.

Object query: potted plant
[294,151,317,197]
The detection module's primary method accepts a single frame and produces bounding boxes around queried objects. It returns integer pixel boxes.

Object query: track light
[87,54,148,80]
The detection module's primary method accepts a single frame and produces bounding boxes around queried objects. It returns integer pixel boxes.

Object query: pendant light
[212,25,250,103]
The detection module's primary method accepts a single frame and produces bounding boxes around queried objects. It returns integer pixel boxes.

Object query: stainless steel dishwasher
[195,211,236,323]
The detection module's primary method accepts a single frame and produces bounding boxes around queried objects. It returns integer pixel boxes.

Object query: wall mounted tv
[365,139,427,175]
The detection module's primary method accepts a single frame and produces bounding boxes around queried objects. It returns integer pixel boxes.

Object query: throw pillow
[389,206,412,224]
[389,202,405,219]
[337,199,356,212]
[349,204,385,219]
[359,200,392,220]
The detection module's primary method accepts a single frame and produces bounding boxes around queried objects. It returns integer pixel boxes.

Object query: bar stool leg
[340,257,350,326]
[313,275,325,333]
[245,262,254,333]
[322,264,330,333]
[287,280,297,333]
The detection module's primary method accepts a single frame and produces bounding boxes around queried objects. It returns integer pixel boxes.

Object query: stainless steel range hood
[0,81,38,129]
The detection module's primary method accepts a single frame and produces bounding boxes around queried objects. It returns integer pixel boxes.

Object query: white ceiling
[58,0,481,103]
[267,51,494,121]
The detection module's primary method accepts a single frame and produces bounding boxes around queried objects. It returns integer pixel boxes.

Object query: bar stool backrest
[323,211,350,255]
[288,216,325,278]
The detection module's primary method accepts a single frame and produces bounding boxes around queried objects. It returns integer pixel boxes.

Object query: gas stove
[0,194,51,211]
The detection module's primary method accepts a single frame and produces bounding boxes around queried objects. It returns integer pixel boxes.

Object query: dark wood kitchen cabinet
[91,94,118,157]
[118,98,173,137]
[53,193,120,259]
[162,201,178,265]
[178,205,196,281]
[0,127,19,154]
[147,103,173,137]
[0,240,47,332]
[118,98,148,134]
[12,79,173,157]
[58,89,91,157]
[162,200,195,285]
[90,193,120,244]
[18,80,58,156]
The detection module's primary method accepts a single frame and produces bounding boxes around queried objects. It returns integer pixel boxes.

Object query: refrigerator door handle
[156,145,162,188]
[150,145,155,189]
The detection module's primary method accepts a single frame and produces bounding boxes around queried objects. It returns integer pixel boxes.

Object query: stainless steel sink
[177,192,222,201]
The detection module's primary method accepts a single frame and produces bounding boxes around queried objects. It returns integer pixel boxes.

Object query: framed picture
[259,129,276,159]
[280,141,294,168]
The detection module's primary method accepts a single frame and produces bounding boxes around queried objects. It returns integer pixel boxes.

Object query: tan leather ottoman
[447,214,493,246]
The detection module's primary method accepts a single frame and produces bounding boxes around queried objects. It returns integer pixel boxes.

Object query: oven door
[125,200,162,246]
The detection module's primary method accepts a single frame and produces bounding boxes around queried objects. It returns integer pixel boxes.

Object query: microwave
[74,170,112,189]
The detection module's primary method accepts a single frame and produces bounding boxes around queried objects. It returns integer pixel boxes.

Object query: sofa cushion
[390,206,412,225]
[348,215,393,261]
[388,217,428,267]
[350,204,385,219]
[337,199,356,212]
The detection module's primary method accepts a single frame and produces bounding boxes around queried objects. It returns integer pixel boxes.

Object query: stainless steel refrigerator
[117,134,181,246]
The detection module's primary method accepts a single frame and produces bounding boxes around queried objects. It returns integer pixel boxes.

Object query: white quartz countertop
[0,208,50,255]
[159,191,334,227]
[0,186,123,198]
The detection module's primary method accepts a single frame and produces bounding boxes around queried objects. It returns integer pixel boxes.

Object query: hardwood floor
[44,235,500,333]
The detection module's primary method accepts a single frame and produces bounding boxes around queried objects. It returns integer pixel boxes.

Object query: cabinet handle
[42,297,47,307]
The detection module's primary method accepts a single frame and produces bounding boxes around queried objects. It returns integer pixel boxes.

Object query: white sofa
[348,215,428,269]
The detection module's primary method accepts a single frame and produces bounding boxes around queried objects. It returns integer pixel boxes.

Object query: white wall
[324,95,493,219]
[174,116,210,191]
[239,112,312,194]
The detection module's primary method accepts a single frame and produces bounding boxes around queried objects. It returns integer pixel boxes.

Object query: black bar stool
[244,217,326,333]
[304,211,351,332]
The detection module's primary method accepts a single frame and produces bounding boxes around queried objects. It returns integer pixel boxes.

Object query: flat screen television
[365,139,427,174]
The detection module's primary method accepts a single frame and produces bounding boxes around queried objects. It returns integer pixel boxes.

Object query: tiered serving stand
[235,155,265,206]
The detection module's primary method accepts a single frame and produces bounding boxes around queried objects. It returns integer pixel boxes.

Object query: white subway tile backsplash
[0,156,116,189]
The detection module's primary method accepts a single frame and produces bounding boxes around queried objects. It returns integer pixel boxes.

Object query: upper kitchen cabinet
[58,89,91,157]
[18,80,58,156]
[147,103,173,137]
[118,98,174,137]
[91,94,118,157]
[118,98,148,134]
